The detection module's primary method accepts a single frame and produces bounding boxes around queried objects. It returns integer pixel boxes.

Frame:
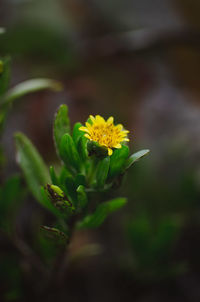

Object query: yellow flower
[79,115,129,156]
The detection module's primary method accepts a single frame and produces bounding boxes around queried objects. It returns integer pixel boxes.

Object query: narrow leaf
[124,149,150,170]
[49,166,59,186]
[2,78,62,105]
[76,197,127,229]
[60,133,81,171]
[0,56,11,97]
[95,157,110,188]
[108,145,129,180]
[15,132,53,211]
[77,136,88,161]
[53,104,70,154]
[72,122,83,146]
[77,185,88,209]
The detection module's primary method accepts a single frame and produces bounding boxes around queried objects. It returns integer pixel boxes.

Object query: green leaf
[77,185,88,210]
[76,197,127,229]
[124,149,150,170]
[53,104,70,155]
[0,176,24,230]
[77,136,88,161]
[75,173,86,187]
[0,56,11,97]
[40,226,68,245]
[2,78,62,106]
[108,145,129,180]
[95,157,110,188]
[49,166,59,186]
[59,167,77,204]
[72,122,83,146]
[40,187,62,216]
[0,28,5,35]
[14,132,54,212]
[60,133,81,171]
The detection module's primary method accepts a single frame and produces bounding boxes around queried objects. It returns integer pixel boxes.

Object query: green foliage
[0,175,25,233]
[15,104,148,245]
[108,145,129,180]
[77,185,88,210]
[0,56,11,97]
[14,133,57,214]
[60,133,81,172]
[53,104,70,155]
[2,78,62,106]
[0,56,62,136]
[124,149,150,170]
[95,156,110,188]
[127,213,182,279]
[76,198,127,229]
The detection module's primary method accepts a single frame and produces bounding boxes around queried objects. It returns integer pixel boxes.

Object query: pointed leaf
[0,56,11,97]
[124,149,150,170]
[76,197,127,229]
[108,145,129,180]
[60,133,81,171]
[95,157,110,188]
[53,104,70,154]
[2,78,62,105]
[77,136,88,161]
[49,166,59,186]
[77,185,88,209]
[15,132,53,211]
[72,122,83,146]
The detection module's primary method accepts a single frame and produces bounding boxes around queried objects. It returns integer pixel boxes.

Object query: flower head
[79,115,129,156]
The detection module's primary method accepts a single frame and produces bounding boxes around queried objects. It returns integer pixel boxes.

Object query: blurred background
[1,0,200,301]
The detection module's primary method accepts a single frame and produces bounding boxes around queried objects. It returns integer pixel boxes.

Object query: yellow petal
[79,126,90,133]
[116,124,123,130]
[108,148,113,156]
[114,144,121,149]
[86,122,92,129]
[89,115,95,122]
[84,134,91,139]
[96,115,105,123]
[107,116,114,124]
[123,138,130,142]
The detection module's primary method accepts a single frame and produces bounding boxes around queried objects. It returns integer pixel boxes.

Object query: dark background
[1,0,200,301]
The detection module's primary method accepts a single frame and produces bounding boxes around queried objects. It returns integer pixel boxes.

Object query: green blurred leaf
[0,56,11,97]
[77,185,88,210]
[14,132,57,213]
[95,157,110,188]
[49,166,59,186]
[60,133,81,171]
[76,197,127,229]
[2,78,62,105]
[0,176,23,228]
[53,104,70,155]
[124,149,150,170]
[108,145,129,180]
[75,173,86,187]
[0,28,5,35]
[40,225,68,245]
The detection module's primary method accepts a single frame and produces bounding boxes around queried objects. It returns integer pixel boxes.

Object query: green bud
[45,184,75,213]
